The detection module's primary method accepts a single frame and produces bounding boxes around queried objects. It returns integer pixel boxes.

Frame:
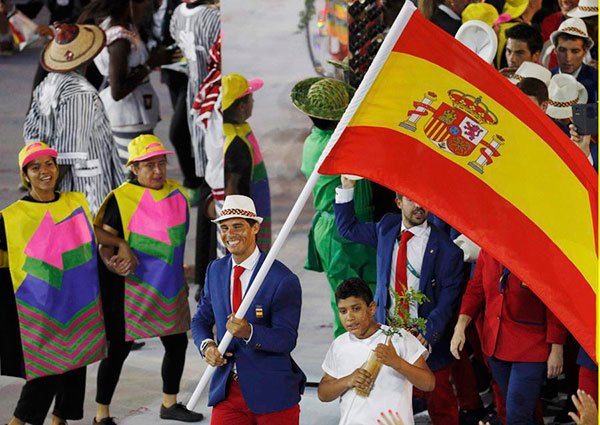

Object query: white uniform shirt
[322,326,428,425]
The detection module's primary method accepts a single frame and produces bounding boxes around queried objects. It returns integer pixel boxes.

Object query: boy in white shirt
[318,278,435,425]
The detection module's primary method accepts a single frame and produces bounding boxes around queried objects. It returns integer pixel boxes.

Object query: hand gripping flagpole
[186,1,416,411]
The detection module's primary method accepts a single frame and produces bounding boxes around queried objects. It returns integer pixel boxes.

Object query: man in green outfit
[291,77,377,337]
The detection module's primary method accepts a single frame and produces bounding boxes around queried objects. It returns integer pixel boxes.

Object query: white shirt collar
[559,65,583,79]
[401,220,429,237]
[232,246,261,271]
[438,4,461,21]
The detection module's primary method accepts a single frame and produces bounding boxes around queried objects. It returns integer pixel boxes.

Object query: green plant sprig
[382,287,429,337]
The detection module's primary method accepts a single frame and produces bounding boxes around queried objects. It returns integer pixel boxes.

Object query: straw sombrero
[41,23,106,72]
[291,77,355,121]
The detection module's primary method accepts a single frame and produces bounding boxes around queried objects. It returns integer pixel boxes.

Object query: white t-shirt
[322,326,428,425]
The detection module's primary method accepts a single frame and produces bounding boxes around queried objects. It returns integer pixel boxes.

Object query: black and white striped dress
[170,4,220,178]
[24,72,126,215]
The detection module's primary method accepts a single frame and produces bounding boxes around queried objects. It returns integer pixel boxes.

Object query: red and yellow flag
[319,3,598,359]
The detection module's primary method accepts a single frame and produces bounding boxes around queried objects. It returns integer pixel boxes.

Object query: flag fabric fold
[318,2,598,360]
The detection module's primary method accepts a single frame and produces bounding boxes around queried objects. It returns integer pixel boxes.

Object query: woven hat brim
[291,77,356,121]
[550,29,595,50]
[547,83,588,119]
[41,25,106,72]
[212,214,263,224]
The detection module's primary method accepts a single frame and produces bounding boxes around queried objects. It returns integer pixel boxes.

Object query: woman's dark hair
[223,95,251,124]
[309,116,338,131]
[335,277,374,305]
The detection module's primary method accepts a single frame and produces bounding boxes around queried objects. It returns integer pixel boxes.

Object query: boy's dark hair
[335,277,374,305]
[309,116,339,131]
[517,77,549,104]
[505,24,543,55]
[223,94,251,123]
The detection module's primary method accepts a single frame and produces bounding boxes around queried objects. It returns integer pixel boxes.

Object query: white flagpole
[186,1,417,411]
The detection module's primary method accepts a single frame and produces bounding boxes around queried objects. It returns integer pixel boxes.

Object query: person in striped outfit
[23,22,125,216]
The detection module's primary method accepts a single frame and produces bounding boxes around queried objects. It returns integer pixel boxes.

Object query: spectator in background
[500,24,543,76]
[542,0,579,41]
[420,0,470,36]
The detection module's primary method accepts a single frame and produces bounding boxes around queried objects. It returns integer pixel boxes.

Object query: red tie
[232,265,245,313]
[395,230,415,312]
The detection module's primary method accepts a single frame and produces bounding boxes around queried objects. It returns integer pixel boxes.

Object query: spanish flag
[318,2,598,359]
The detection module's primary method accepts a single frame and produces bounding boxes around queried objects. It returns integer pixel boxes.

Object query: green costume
[301,127,377,337]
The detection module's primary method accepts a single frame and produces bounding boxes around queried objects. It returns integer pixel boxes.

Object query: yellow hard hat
[126,134,173,166]
[222,73,264,111]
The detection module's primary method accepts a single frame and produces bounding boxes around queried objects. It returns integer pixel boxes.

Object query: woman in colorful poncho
[93,135,203,424]
[0,142,136,425]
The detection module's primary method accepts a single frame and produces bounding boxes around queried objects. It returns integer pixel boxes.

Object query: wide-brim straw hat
[41,23,106,72]
[550,17,595,50]
[291,77,355,121]
[455,20,498,64]
[546,73,588,119]
[126,134,174,166]
[508,61,552,86]
[567,0,598,18]
[212,195,263,224]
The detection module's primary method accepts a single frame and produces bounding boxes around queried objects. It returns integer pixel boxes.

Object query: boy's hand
[346,368,372,392]
[374,339,401,368]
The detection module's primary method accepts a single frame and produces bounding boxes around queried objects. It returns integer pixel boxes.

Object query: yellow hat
[222,73,264,111]
[126,135,174,166]
[462,3,499,26]
[18,142,58,188]
[502,0,529,20]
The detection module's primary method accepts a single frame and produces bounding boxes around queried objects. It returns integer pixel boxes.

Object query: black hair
[308,116,339,131]
[505,24,544,55]
[335,277,374,305]
[78,0,148,24]
[517,77,549,104]
[223,94,251,124]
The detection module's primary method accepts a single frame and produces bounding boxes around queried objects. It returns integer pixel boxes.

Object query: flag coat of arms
[318,2,598,359]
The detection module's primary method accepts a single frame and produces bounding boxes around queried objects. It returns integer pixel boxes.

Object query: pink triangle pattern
[128,190,188,245]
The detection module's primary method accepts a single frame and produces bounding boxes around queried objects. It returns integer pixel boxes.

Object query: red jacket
[460,250,567,362]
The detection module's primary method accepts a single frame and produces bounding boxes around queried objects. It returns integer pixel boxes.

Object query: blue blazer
[552,64,598,103]
[191,252,306,414]
[335,200,464,371]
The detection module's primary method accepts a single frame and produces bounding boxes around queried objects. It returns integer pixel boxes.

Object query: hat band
[548,96,579,107]
[578,6,598,11]
[220,208,257,218]
[511,74,523,81]
[560,26,588,37]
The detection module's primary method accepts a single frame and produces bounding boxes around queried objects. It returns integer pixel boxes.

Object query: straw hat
[546,74,588,119]
[19,142,58,188]
[41,23,106,72]
[223,73,263,111]
[567,0,598,18]
[212,195,263,224]
[126,135,174,166]
[550,17,595,50]
[455,20,498,64]
[290,77,355,121]
[508,62,552,86]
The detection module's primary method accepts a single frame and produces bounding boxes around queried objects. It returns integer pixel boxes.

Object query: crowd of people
[0,0,598,424]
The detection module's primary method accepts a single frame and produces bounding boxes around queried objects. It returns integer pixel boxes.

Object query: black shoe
[459,407,485,425]
[160,403,204,422]
[93,418,117,425]
[130,341,145,351]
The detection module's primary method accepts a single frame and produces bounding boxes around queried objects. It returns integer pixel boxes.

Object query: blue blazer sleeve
[247,272,302,353]
[334,199,378,248]
[191,262,216,352]
[425,238,463,345]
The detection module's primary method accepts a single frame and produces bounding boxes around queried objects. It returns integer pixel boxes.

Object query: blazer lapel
[224,256,233,316]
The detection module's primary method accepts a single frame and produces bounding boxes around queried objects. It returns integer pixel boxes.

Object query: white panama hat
[508,62,552,86]
[567,0,598,18]
[546,73,588,119]
[550,17,594,50]
[455,20,498,64]
[212,195,263,224]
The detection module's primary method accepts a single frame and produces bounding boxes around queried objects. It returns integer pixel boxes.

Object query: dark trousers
[95,332,188,405]
[488,356,546,425]
[163,69,202,189]
[195,180,217,288]
[14,367,86,425]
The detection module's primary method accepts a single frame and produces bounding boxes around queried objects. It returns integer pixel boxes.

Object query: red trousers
[451,348,483,411]
[415,363,459,425]
[211,380,300,425]
[579,366,598,404]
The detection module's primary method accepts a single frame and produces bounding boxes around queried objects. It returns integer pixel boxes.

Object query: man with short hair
[334,179,464,425]
[551,17,597,102]
[192,195,306,424]
[504,24,544,69]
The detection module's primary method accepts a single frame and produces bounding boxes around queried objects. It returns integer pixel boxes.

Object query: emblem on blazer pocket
[255,305,263,318]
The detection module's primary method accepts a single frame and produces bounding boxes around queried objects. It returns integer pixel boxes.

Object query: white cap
[567,0,598,18]
[455,20,498,64]
[508,62,552,86]
[546,73,588,119]
[550,17,594,50]
[212,195,263,224]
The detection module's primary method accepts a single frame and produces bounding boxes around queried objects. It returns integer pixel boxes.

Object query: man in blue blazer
[192,195,306,424]
[334,178,464,425]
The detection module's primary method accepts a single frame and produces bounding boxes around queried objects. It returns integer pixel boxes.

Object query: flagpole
[186,168,322,411]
